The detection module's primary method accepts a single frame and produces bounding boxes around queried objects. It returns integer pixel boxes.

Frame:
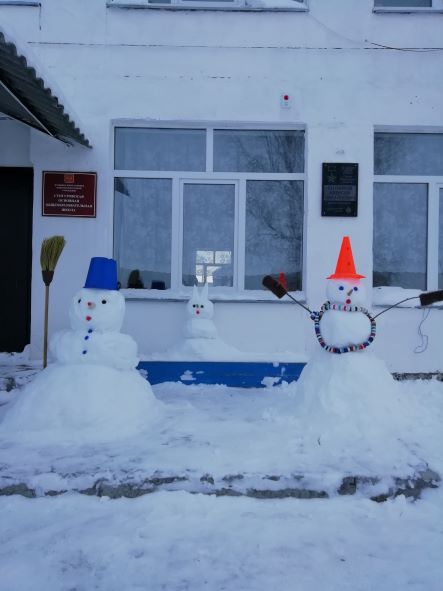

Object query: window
[374,0,443,10]
[373,133,443,290]
[375,0,431,6]
[114,126,305,294]
[114,178,172,290]
[0,1,40,5]
[107,0,308,10]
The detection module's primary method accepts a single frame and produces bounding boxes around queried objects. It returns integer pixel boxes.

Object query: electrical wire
[308,12,443,53]
[414,308,431,354]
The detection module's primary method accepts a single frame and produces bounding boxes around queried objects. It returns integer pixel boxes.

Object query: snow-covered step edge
[0,468,439,503]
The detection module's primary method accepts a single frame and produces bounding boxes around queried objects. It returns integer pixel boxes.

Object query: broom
[262,275,312,313]
[40,236,66,368]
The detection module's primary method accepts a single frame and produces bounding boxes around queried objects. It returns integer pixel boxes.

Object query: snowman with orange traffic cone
[265,238,426,467]
[311,236,376,355]
[294,237,403,442]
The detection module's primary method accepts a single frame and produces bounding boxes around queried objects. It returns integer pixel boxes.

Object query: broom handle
[43,285,49,368]
[285,292,312,314]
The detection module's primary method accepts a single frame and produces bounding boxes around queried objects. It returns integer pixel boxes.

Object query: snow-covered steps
[0,467,439,502]
[138,361,306,387]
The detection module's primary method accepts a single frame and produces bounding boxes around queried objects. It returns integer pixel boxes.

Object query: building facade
[1,0,443,372]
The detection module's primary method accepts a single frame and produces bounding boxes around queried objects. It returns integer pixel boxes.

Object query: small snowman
[184,283,218,340]
[147,283,241,360]
[51,257,138,370]
[1,257,161,443]
[313,236,376,354]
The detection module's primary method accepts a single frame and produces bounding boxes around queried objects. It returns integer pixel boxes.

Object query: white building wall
[1,0,442,371]
[0,119,30,165]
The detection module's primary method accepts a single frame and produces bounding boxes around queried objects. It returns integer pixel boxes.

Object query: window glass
[114,178,172,289]
[214,129,304,173]
[182,183,235,287]
[374,133,443,176]
[374,0,431,6]
[245,180,303,290]
[115,128,206,171]
[373,183,428,289]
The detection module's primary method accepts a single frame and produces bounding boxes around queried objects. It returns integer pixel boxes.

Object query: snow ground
[1,488,443,591]
[0,362,442,590]
[1,370,442,495]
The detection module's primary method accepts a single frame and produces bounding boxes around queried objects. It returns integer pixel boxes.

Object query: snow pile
[0,345,32,365]
[151,336,244,361]
[289,351,417,471]
[1,364,161,444]
[144,341,304,362]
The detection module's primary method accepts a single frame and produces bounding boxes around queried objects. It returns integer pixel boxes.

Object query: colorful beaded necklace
[310,301,377,354]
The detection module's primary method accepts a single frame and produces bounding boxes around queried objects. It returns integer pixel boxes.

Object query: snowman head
[326,236,366,306]
[69,288,125,332]
[69,257,125,332]
[327,278,367,307]
[187,284,214,320]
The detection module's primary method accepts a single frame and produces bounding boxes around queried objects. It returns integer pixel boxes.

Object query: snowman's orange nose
[87,302,96,309]
[347,289,353,296]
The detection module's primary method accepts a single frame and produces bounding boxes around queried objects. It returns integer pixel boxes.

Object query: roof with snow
[0,29,91,147]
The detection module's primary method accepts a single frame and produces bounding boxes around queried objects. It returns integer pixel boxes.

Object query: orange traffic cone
[327,236,365,280]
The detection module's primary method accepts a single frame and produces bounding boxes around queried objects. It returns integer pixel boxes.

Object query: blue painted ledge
[137,361,306,388]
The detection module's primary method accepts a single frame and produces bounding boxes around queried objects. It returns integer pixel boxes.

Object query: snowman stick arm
[262,275,312,314]
[372,296,419,319]
[374,289,443,319]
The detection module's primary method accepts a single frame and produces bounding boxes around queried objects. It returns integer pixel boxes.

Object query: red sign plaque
[42,171,97,217]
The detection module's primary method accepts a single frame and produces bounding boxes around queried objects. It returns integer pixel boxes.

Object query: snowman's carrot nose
[347,288,353,296]
[87,302,96,309]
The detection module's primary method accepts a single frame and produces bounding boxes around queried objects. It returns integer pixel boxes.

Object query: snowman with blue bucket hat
[51,257,138,369]
[1,258,162,443]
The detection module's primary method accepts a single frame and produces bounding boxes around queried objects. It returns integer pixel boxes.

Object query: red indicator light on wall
[280,93,292,109]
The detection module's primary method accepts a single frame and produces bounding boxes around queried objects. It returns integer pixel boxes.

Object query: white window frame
[112,121,306,301]
[373,130,443,303]
[179,178,240,289]
[0,1,40,5]
[373,0,443,13]
[107,0,309,12]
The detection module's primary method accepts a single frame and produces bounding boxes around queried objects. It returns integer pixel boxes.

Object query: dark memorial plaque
[322,163,358,217]
[42,171,97,217]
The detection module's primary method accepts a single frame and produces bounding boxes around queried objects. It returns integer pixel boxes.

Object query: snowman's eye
[201,305,204,308]
[193,304,196,308]
[353,287,358,292]
[338,286,344,291]
[78,299,81,303]
[101,299,107,304]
